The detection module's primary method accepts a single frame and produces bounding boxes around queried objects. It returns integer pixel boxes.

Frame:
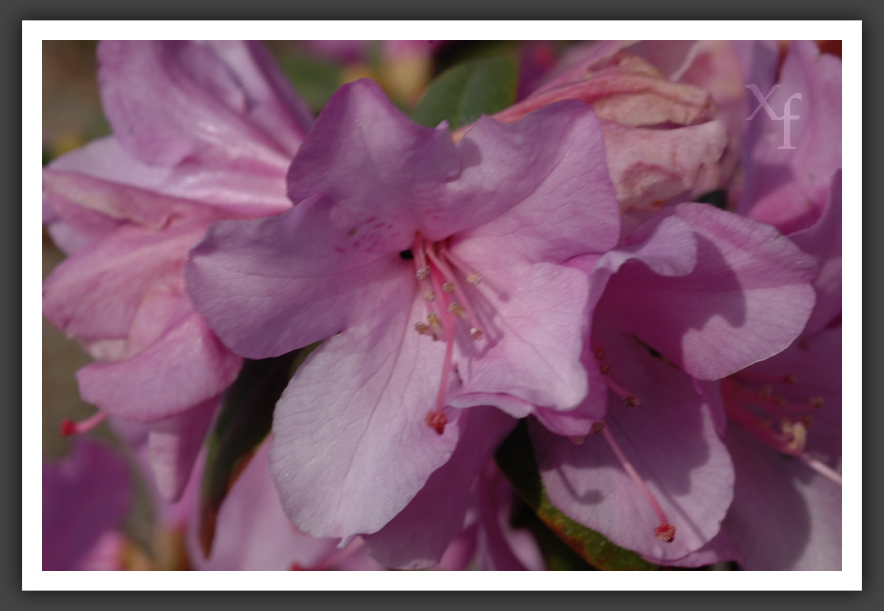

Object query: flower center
[722,374,841,486]
[409,233,485,435]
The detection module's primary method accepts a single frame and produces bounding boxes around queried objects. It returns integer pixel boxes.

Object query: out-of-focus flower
[735,40,842,235]
[43,439,131,570]
[300,40,446,106]
[187,78,621,562]
[41,40,313,501]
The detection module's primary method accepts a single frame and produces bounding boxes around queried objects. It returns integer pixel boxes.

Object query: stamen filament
[798,453,843,486]
[60,411,108,437]
[601,425,675,543]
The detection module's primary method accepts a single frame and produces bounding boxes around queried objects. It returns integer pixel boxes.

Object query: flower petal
[147,396,220,501]
[363,406,516,569]
[98,41,300,171]
[530,330,734,562]
[43,440,131,570]
[77,303,242,422]
[737,40,842,234]
[599,203,817,380]
[43,223,204,346]
[186,198,412,358]
[722,424,841,570]
[268,281,461,539]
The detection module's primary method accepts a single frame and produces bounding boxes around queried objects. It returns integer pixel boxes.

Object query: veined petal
[363,406,516,569]
[531,330,735,562]
[77,304,242,422]
[187,197,413,358]
[599,203,817,380]
[43,223,204,345]
[449,259,590,412]
[47,137,291,220]
[722,424,842,570]
[788,171,842,335]
[269,282,461,539]
[99,41,298,171]
[454,100,620,258]
[286,79,460,239]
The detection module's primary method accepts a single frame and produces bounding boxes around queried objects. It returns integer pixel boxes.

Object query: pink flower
[42,40,312,500]
[43,439,131,570]
[528,202,818,564]
[187,78,622,554]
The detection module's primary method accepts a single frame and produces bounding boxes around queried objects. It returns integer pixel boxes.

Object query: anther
[414,322,431,335]
[442,282,456,294]
[590,421,605,434]
[60,411,108,437]
[424,290,436,302]
[448,302,465,317]
[426,409,447,435]
[654,524,677,543]
[427,313,444,337]
[810,396,824,409]
[622,396,639,407]
[469,327,483,341]
[570,436,585,445]
[784,374,798,385]
[416,266,430,281]
[758,385,773,398]
[467,274,481,285]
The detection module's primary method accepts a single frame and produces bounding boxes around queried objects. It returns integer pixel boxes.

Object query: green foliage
[412,54,519,130]
[196,344,318,557]
[495,421,661,571]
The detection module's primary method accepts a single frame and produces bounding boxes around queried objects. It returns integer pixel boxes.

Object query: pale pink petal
[269,282,462,539]
[363,406,515,569]
[43,223,204,346]
[147,396,220,501]
[531,331,735,562]
[77,305,242,422]
[599,203,817,380]
[186,200,411,359]
[722,424,841,570]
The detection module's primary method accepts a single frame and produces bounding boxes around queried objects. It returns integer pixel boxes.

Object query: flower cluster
[42,40,842,572]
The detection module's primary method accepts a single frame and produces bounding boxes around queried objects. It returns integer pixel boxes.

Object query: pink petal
[599,203,817,380]
[722,424,841,570]
[147,396,220,501]
[531,330,735,562]
[363,406,515,569]
[737,40,842,234]
[268,283,462,539]
[186,200,412,359]
[43,440,131,570]
[77,304,242,422]
[43,222,205,346]
[98,41,299,171]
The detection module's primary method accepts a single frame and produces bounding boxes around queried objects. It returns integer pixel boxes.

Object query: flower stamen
[601,424,676,543]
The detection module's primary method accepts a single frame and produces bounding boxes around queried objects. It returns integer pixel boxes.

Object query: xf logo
[746,84,802,150]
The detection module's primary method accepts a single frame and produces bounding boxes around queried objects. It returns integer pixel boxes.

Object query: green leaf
[196,344,319,557]
[495,421,661,571]
[411,54,519,130]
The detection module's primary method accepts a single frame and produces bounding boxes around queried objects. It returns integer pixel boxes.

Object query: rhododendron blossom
[187,78,622,543]
[42,40,312,499]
